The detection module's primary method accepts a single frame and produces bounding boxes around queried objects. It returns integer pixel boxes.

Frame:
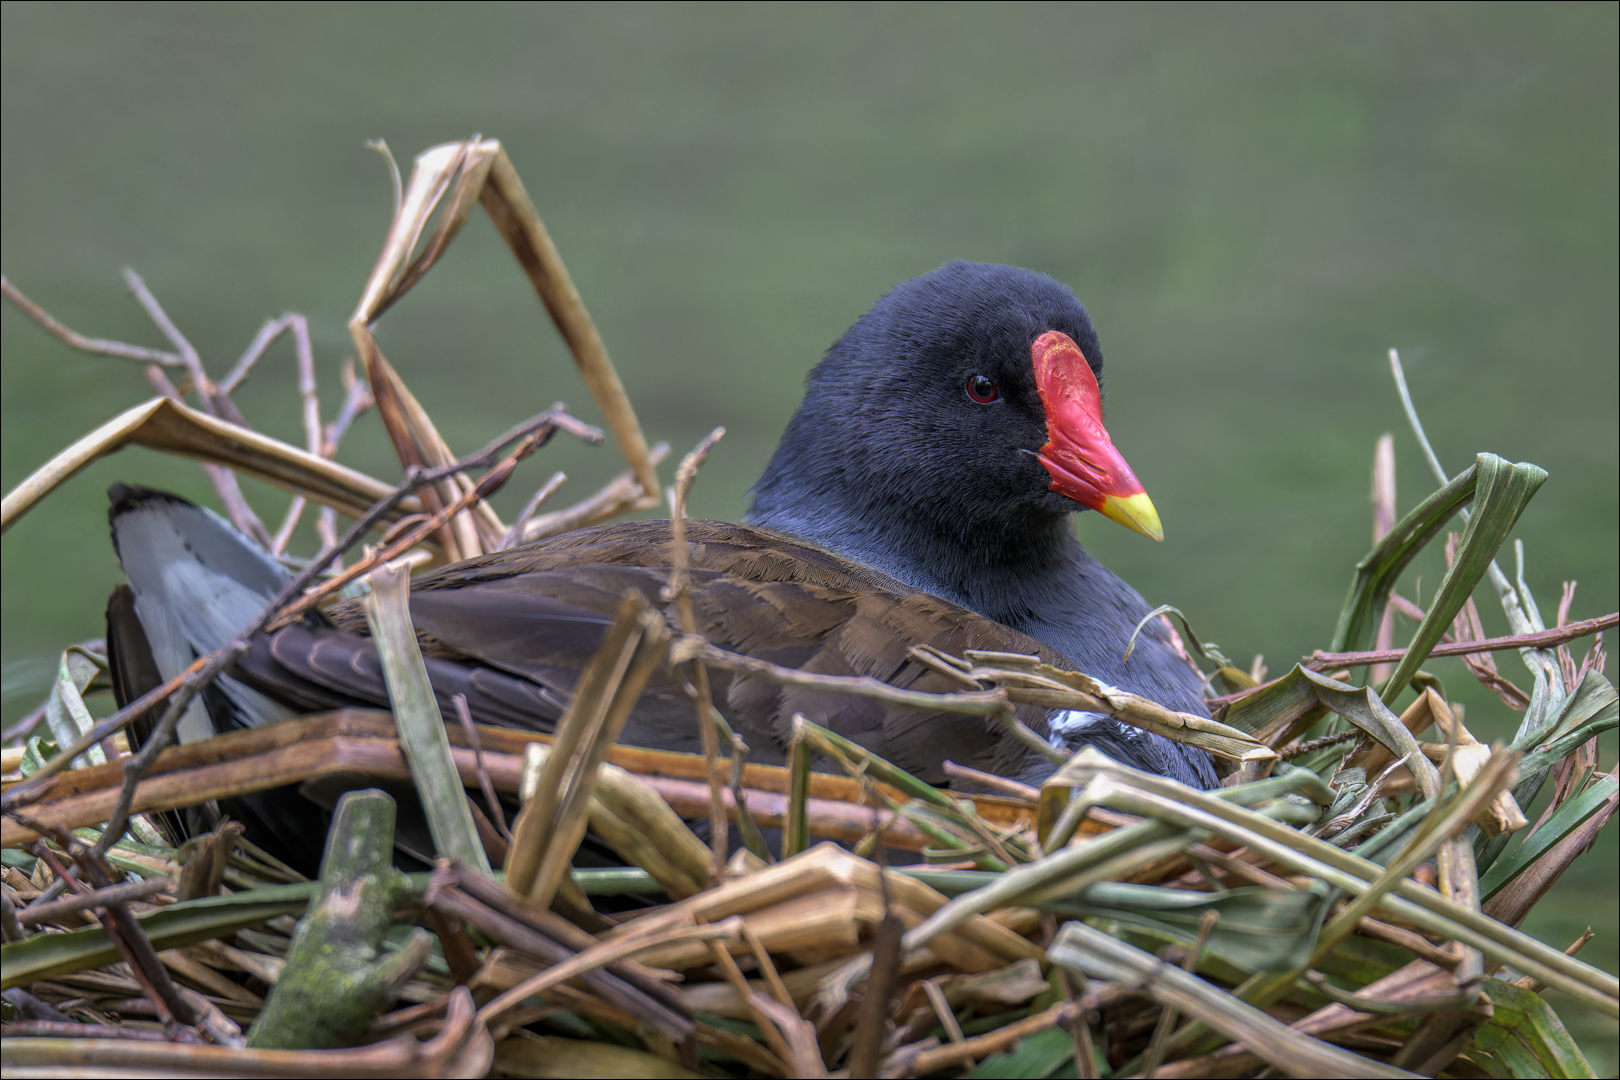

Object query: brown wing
[299,520,1055,781]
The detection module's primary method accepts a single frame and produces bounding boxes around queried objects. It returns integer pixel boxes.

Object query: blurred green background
[2,2,1615,1063]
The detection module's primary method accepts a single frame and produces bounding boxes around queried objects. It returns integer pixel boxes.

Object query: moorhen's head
[748,262,1162,564]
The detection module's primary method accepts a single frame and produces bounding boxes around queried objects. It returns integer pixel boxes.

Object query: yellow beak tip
[1099,492,1164,542]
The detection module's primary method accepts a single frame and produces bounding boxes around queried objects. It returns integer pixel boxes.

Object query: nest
[2,137,1615,1079]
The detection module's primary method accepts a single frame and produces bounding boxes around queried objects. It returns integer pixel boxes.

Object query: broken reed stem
[666,427,730,881]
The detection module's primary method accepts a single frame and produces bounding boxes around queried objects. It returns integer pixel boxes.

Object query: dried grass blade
[1,396,422,536]
[364,562,489,874]
[482,144,659,504]
[505,592,670,908]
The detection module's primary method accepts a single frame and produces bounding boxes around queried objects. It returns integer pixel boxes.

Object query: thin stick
[942,761,1040,802]
[476,917,744,1025]
[123,268,273,544]
[678,639,1012,718]
[2,272,271,543]
[122,270,219,415]
[923,978,966,1044]
[0,276,184,366]
[666,427,730,880]
[522,442,671,541]
[1306,615,1616,669]
[903,1001,1084,1076]
[452,694,509,840]
[498,471,567,550]
[2,702,48,745]
[1202,612,1618,712]
[324,359,374,455]
[267,435,535,628]
[17,876,170,926]
[211,313,323,554]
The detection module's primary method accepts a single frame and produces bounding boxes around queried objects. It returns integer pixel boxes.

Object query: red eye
[966,374,999,403]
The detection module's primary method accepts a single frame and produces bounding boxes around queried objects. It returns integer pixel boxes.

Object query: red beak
[1032,330,1164,541]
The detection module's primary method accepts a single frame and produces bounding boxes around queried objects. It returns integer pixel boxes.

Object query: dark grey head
[747,261,1144,581]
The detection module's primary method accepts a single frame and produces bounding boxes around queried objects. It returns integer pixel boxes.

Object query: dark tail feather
[106,485,329,872]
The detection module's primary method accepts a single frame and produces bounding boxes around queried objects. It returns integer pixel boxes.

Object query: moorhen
[107,261,1217,855]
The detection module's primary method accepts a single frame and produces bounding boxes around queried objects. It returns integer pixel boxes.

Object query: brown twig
[423,867,692,1040]
[215,314,328,553]
[679,639,1012,718]
[325,358,374,454]
[18,875,170,926]
[1200,613,1620,712]
[943,761,1040,803]
[1439,533,1533,710]
[265,407,584,628]
[1305,613,1615,671]
[475,916,744,1026]
[522,442,671,541]
[0,1021,186,1041]
[0,276,183,366]
[2,701,48,745]
[1277,729,1362,760]
[902,1000,1086,1075]
[451,695,509,840]
[2,272,275,543]
[706,936,803,1073]
[27,834,198,1032]
[664,428,732,881]
[848,898,905,1078]
[123,269,273,545]
[498,470,567,550]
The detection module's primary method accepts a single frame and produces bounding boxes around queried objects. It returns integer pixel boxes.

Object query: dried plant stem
[905,1000,1086,1076]
[17,875,170,926]
[499,470,567,550]
[1307,615,1615,670]
[677,638,1012,718]
[666,427,731,880]
[265,411,569,629]
[476,917,745,1026]
[0,276,183,366]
